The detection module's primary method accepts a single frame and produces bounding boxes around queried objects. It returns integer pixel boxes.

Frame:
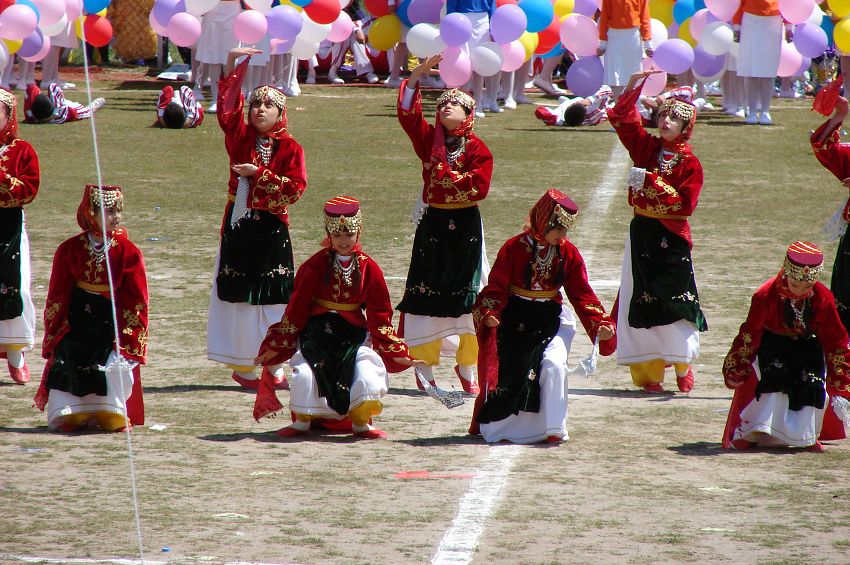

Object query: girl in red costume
[254,196,421,439]
[396,54,494,396]
[469,190,616,444]
[722,242,850,452]
[608,69,707,393]
[207,47,307,390]
[34,185,148,432]
[0,87,39,384]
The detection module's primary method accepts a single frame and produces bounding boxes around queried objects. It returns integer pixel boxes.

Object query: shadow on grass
[667,441,726,457]
[144,384,253,394]
[199,430,412,444]
[0,425,52,434]
[395,434,484,447]
[569,387,713,401]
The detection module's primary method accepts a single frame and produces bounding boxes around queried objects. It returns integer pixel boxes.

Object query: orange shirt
[598,0,651,41]
[733,0,780,24]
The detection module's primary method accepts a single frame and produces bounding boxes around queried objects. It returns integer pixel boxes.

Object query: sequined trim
[509,285,559,299]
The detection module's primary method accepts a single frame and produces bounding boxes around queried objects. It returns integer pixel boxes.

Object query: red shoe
[676,368,694,393]
[454,365,480,396]
[56,423,81,433]
[544,435,564,444]
[231,371,260,390]
[415,370,436,391]
[115,424,133,433]
[534,106,558,126]
[731,438,754,451]
[354,427,388,439]
[8,359,30,384]
[806,441,824,453]
[642,383,664,393]
[261,366,289,390]
[276,425,307,438]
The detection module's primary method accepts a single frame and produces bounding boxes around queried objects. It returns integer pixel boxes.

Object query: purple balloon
[267,5,303,40]
[573,0,598,17]
[153,0,185,28]
[490,4,526,44]
[653,38,694,74]
[691,45,724,77]
[18,28,44,59]
[566,56,603,97]
[440,12,472,47]
[794,22,828,59]
[795,56,812,78]
[407,0,442,25]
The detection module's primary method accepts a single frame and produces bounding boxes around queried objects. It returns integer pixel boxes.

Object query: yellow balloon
[74,15,85,41]
[678,17,696,47]
[95,8,107,16]
[829,0,850,20]
[649,0,674,27]
[518,31,538,60]
[368,14,402,51]
[835,18,850,53]
[278,0,303,12]
[553,0,574,18]
[3,39,22,55]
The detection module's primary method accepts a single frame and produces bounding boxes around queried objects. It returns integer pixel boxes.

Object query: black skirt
[477,297,562,424]
[628,215,707,331]
[830,230,850,333]
[756,330,827,411]
[300,312,368,416]
[216,205,294,306]
[46,287,115,398]
[0,207,23,320]
[397,206,482,318]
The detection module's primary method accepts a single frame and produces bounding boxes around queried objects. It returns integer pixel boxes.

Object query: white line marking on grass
[581,141,630,266]
[431,445,523,564]
[4,557,306,565]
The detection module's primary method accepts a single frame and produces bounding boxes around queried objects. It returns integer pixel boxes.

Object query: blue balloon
[16,0,40,23]
[673,0,695,25]
[397,0,412,28]
[539,43,564,59]
[290,0,312,7]
[518,0,554,34]
[694,0,706,11]
[822,17,835,48]
[82,0,111,14]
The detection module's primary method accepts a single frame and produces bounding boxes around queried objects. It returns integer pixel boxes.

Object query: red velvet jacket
[0,138,39,209]
[397,80,493,207]
[811,118,850,221]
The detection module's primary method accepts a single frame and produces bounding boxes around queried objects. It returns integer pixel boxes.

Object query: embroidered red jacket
[397,80,493,207]
[0,138,39,209]
[811,118,850,221]
[258,248,410,367]
[42,230,149,363]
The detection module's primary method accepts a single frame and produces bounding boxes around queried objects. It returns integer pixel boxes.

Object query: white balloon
[470,41,503,76]
[806,3,823,27]
[649,18,668,49]
[39,13,67,36]
[245,0,272,15]
[299,12,332,43]
[727,41,739,59]
[0,42,8,71]
[700,21,733,56]
[693,67,725,84]
[291,36,319,59]
[185,0,219,16]
[406,23,444,58]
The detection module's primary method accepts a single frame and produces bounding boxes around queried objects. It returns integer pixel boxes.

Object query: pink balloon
[167,11,202,46]
[640,57,667,96]
[500,39,525,71]
[0,5,39,41]
[439,46,471,87]
[689,9,713,41]
[779,0,813,25]
[33,0,66,27]
[559,14,598,57]
[777,40,802,77]
[149,8,168,35]
[65,0,82,19]
[22,33,50,61]
[270,37,294,53]
[233,9,268,44]
[704,0,739,22]
[327,10,353,42]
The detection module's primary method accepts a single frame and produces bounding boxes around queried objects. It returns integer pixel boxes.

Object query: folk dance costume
[207,58,307,389]
[23,84,104,124]
[534,85,613,127]
[156,85,205,128]
[722,243,850,451]
[397,81,494,394]
[469,191,616,444]
[598,0,652,90]
[254,197,414,439]
[0,88,39,384]
[608,83,707,392]
[34,185,148,431]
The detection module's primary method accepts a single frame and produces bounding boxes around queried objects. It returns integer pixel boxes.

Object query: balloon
[471,41,503,76]
[32,0,65,26]
[440,12,471,47]
[673,0,694,24]
[806,3,823,27]
[539,42,564,58]
[278,0,303,9]
[17,27,42,57]
[326,10,352,41]
[691,44,724,77]
[407,0,441,25]
[0,42,9,70]
[152,0,184,27]
[822,16,835,48]
[148,8,166,34]
[267,5,302,39]
[566,55,602,96]
[553,0,572,17]
[794,56,811,78]
[776,40,802,77]
[289,0,310,5]
[518,0,553,33]
[82,14,111,46]
[290,36,319,58]
[559,14,598,57]
[364,0,389,18]
[640,58,667,96]
[82,0,108,14]
[368,13,401,50]
[829,0,850,20]
[689,8,716,41]
[834,18,850,53]
[518,30,537,59]
[0,4,38,40]
[692,66,724,83]
[495,0,516,6]
[653,38,694,74]
[184,0,217,16]
[677,18,695,46]
[17,0,40,24]
[500,39,525,71]
[793,22,827,58]
[299,10,331,41]
[778,0,813,24]
[65,0,82,19]
[2,38,22,53]
[304,0,339,24]
[233,9,267,43]
[704,0,738,22]
[39,12,66,34]
[490,4,526,44]
[438,45,471,86]
[649,18,668,49]
[649,0,674,25]
[700,20,733,55]
[245,0,272,14]
[166,11,201,46]
[572,0,596,17]
[20,30,46,60]
[270,36,294,53]
[535,15,560,53]
[406,22,444,57]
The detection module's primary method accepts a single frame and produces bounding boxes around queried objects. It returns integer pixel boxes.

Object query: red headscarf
[247,84,289,140]
[658,96,697,153]
[76,184,124,234]
[775,241,824,300]
[320,195,364,252]
[0,88,19,145]
[432,88,475,163]
[526,189,579,242]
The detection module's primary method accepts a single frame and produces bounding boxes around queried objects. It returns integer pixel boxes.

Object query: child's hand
[232,163,258,176]
[230,47,262,58]
[835,95,849,119]
[597,324,615,341]
[411,54,443,80]
[254,348,278,366]
[354,29,366,44]
[483,315,500,328]
[393,356,426,367]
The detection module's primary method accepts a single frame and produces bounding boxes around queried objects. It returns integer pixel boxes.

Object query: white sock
[290,419,310,431]
[415,365,435,382]
[6,348,24,368]
[456,364,476,382]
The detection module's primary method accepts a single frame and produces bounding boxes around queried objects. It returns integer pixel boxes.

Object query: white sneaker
[487,101,503,113]
[365,72,379,84]
[474,109,486,118]
[734,108,746,118]
[744,112,758,124]
[758,111,773,125]
[327,68,344,84]
[59,81,76,89]
[90,97,106,112]
[702,102,714,110]
[207,103,217,114]
[503,97,517,110]
[305,74,316,85]
[515,94,533,105]
[192,87,204,101]
[384,76,402,87]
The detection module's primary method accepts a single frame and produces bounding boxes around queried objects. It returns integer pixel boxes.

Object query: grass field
[1,68,850,564]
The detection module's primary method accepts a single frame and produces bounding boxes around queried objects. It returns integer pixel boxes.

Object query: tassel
[832,395,850,427]
[253,370,283,421]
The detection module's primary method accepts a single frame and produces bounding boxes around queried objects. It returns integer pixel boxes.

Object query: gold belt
[76,280,109,293]
[509,285,559,299]
[429,202,477,210]
[313,297,360,311]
